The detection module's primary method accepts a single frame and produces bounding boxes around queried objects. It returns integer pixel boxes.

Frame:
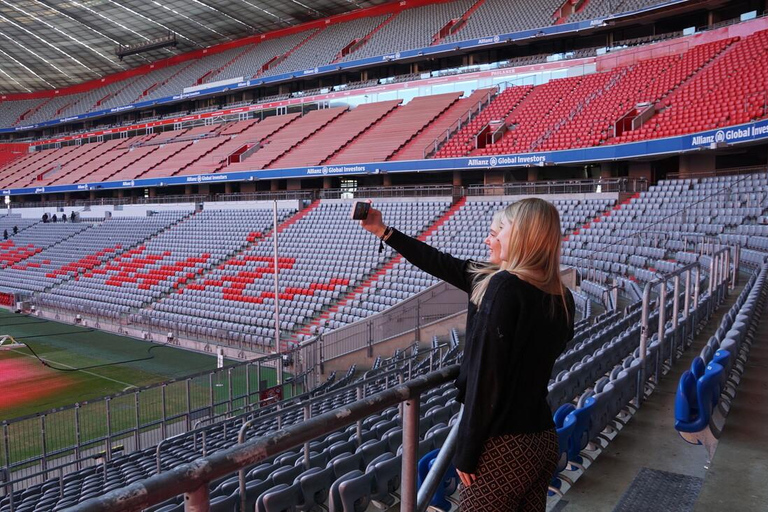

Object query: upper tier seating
[612,30,768,143]
[2,28,767,187]
[270,101,401,168]
[443,0,563,43]
[327,93,462,165]
[339,0,474,62]
[238,107,348,170]
[391,88,494,161]
[0,0,727,128]
[261,16,390,78]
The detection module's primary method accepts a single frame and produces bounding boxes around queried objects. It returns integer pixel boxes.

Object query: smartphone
[350,201,371,220]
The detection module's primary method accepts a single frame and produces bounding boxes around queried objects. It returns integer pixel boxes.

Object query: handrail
[8,177,646,209]
[154,347,442,477]
[67,365,460,512]
[416,407,462,512]
[422,88,496,159]
[638,261,701,404]
[637,246,732,403]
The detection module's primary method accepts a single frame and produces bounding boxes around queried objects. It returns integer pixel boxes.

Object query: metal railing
[465,178,647,197]
[67,365,460,512]
[319,185,459,199]
[416,408,462,512]
[299,281,466,386]
[8,177,644,210]
[0,350,301,491]
[637,246,732,403]
[423,88,496,159]
[666,165,768,181]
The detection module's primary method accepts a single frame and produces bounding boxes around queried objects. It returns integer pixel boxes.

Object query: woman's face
[485,218,503,265]
[497,215,514,263]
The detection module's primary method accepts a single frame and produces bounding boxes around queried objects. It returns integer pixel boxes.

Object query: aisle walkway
[550,278,767,511]
[693,289,768,510]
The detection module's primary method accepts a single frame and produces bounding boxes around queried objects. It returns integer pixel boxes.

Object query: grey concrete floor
[550,284,752,512]
[693,289,768,512]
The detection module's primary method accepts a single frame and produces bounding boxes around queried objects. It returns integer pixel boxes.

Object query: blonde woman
[361,198,574,511]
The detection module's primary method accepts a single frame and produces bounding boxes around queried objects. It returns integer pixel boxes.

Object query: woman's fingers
[457,470,476,487]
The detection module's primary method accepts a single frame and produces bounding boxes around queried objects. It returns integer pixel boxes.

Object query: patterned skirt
[459,429,558,512]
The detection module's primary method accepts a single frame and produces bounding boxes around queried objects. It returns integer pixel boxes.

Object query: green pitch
[0,309,293,467]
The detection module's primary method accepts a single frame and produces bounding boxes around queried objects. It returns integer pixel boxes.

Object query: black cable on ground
[0,319,51,327]
[19,341,170,372]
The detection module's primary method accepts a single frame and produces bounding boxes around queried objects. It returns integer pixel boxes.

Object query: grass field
[0,309,227,420]
[0,309,293,468]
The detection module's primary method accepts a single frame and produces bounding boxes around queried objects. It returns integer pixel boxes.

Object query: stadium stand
[269,100,401,169]
[35,208,289,319]
[237,107,348,170]
[390,88,494,161]
[0,213,188,296]
[0,0,685,128]
[327,92,463,164]
[4,27,768,192]
[0,165,766,510]
[338,0,475,61]
[4,3,768,509]
[261,16,390,78]
[675,262,767,457]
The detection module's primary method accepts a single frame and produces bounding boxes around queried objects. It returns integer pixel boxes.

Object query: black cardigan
[385,228,575,473]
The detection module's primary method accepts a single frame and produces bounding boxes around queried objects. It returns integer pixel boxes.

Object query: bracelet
[378,226,393,253]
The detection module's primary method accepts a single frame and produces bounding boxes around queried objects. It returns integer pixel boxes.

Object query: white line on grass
[10,349,138,390]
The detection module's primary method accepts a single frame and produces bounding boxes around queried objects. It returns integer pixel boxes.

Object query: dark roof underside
[0,0,388,94]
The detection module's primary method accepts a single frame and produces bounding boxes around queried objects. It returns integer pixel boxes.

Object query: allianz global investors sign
[306,165,367,176]
[691,125,768,147]
[467,155,546,167]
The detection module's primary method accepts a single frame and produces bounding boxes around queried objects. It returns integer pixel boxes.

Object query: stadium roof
[0,0,388,95]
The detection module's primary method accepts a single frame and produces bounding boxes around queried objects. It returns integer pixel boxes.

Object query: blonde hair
[467,208,505,290]
[470,198,569,320]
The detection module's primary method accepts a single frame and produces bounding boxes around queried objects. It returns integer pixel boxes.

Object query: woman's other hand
[359,200,386,238]
[457,469,477,487]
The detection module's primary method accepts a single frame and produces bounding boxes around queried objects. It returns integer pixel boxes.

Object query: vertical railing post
[227,368,234,414]
[186,379,192,431]
[709,254,716,307]
[161,385,167,440]
[638,284,651,404]
[657,281,667,368]
[415,301,421,343]
[245,364,251,407]
[401,394,421,512]
[367,321,373,358]
[209,374,215,419]
[105,398,113,462]
[75,404,82,470]
[356,386,364,447]
[184,484,210,512]
[134,392,141,451]
[303,404,312,470]
[3,422,11,502]
[672,275,680,361]
[684,269,692,347]
[40,415,47,476]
